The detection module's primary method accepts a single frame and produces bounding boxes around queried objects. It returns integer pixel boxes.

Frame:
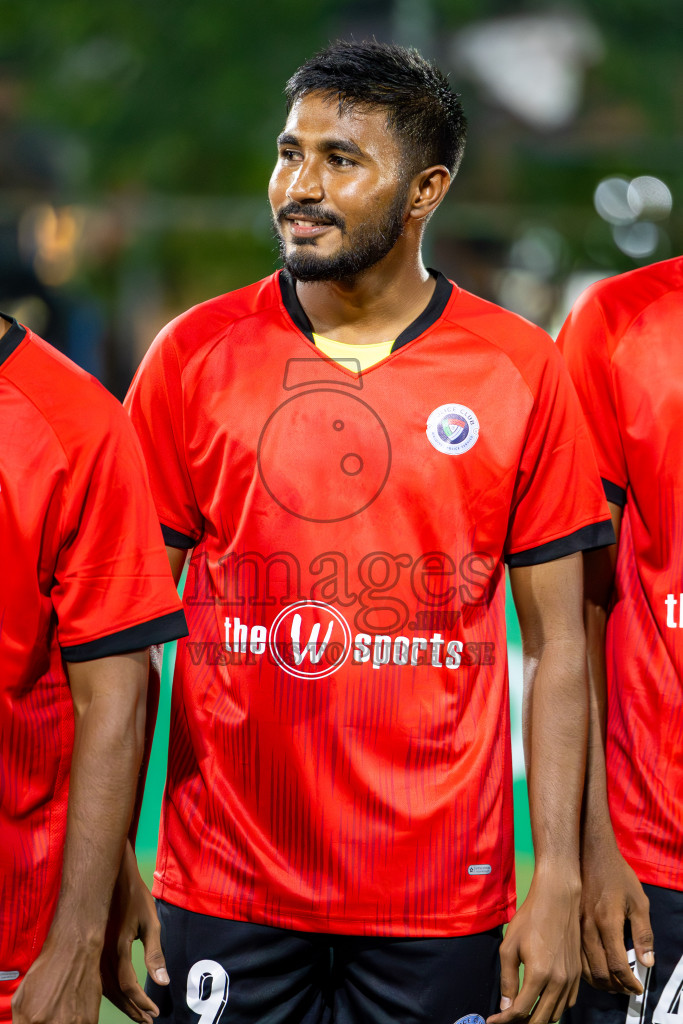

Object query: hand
[12,933,102,1024]
[101,841,170,1024]
[579,836,653,994]
[487,866,582,1024]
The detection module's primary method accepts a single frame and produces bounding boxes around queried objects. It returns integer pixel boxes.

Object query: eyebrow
[276,133,365,159]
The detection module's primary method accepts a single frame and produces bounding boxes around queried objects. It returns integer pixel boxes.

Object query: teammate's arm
[12,651,148,1024]
[488,552,587,1024]
[103,546,187,1024]
[578,502,654,994]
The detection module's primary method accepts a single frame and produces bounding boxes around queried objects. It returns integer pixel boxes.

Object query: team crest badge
[426,403,479,455]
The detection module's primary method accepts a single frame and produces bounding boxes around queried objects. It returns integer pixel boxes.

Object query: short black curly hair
[285,40,467,179]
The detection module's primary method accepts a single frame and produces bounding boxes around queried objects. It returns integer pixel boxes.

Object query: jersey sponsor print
[126,269,612,936]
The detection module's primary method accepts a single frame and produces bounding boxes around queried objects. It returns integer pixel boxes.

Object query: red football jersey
[558,257,683,892]
[0,318,187,1011]
[126,270,612,936]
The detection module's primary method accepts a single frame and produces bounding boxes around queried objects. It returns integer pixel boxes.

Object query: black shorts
[565,882,683,1024]
[146,899,502,1024]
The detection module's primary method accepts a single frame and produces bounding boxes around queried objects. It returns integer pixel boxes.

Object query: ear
[407,165,451,221]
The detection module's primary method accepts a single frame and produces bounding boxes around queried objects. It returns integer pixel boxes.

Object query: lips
[285,217,335,238]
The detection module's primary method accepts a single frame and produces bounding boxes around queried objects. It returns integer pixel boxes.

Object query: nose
[286,159,324,205]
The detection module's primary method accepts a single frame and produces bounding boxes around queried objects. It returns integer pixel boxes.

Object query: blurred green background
[2,0,679,1018]
[2,0,681,395]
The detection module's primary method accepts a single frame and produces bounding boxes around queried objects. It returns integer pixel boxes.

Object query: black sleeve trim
[61,609,188,663]
[161,524,197,549]
[601,477,627,507]
[507,520,616,568]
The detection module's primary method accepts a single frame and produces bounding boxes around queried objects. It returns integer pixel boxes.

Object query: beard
[273,184,410,283]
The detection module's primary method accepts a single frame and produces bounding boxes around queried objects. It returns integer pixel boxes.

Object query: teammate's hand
[101,840,169,1024]
[12,932,102,1024]
[487,865,582,1024]
[579,834,653,994]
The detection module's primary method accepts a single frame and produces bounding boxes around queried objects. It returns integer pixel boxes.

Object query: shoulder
[443,283,564,396]
[147,272,282,372]
[6,329,142,467]
[565,257,683,356]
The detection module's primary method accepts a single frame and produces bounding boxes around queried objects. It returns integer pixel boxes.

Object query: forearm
[50,652,148,949]
[525,637,588,871]
[581,602,615,853]
[489,556,588,1024]
[580,505,622,854]
[128,646,161,847]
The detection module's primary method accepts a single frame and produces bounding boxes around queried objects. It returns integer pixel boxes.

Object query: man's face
[269,92,411,282]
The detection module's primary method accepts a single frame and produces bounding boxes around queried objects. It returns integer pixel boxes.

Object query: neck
[0,316,10,342]
[293,239,436,346]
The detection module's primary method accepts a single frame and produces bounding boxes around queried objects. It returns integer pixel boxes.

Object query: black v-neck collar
[278,269,453,354]
[0,314,26,369]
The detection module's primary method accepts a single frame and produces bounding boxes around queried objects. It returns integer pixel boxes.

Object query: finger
[581,918,613,991]
[498,942,521,1015]
[629,901,655,970]
[488,972,541,1024]
[142,929,170,987]
[580,947,592,984]
[102,984,156,1024]
[599,924,643,995]
[525,971,567,1024]
[542,981,574,1024]
[118,950,160,1019]
[568,970,581,1008]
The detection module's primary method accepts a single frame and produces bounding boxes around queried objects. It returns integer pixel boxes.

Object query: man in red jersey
[110,41,614,1024]
[558,257,683,1024]
[0,313,187,1024]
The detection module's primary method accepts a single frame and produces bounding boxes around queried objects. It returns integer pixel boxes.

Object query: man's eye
[329,154,355,167]
[281,149,302,161]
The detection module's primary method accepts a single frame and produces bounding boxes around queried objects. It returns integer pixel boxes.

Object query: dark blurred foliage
[1,0,682,390]
[1,0,341,193]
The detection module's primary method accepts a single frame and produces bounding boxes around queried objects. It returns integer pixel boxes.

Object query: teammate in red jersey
[0,315,187,1024]
[109,41,614,1024]
[558,257,683,1024]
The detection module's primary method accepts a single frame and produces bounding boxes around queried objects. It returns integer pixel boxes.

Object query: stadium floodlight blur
[593,174,673,258]
[450,10,603,130]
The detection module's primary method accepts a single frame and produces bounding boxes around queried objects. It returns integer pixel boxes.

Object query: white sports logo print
[269,600,352,680]
[224,599,465,678]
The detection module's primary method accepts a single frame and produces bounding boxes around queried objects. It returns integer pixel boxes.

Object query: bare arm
[489,552,587,1024]
[12,651,148,1024]
[103,546,187,1023]
[578,503,653,994]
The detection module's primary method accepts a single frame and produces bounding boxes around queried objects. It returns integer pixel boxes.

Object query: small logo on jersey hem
[467,863,492,875]
[453,1014,486,1024]
[0,970,20,980]
[427,404,479,455]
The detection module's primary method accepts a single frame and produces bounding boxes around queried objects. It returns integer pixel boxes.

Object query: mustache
[277,202,345,232]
